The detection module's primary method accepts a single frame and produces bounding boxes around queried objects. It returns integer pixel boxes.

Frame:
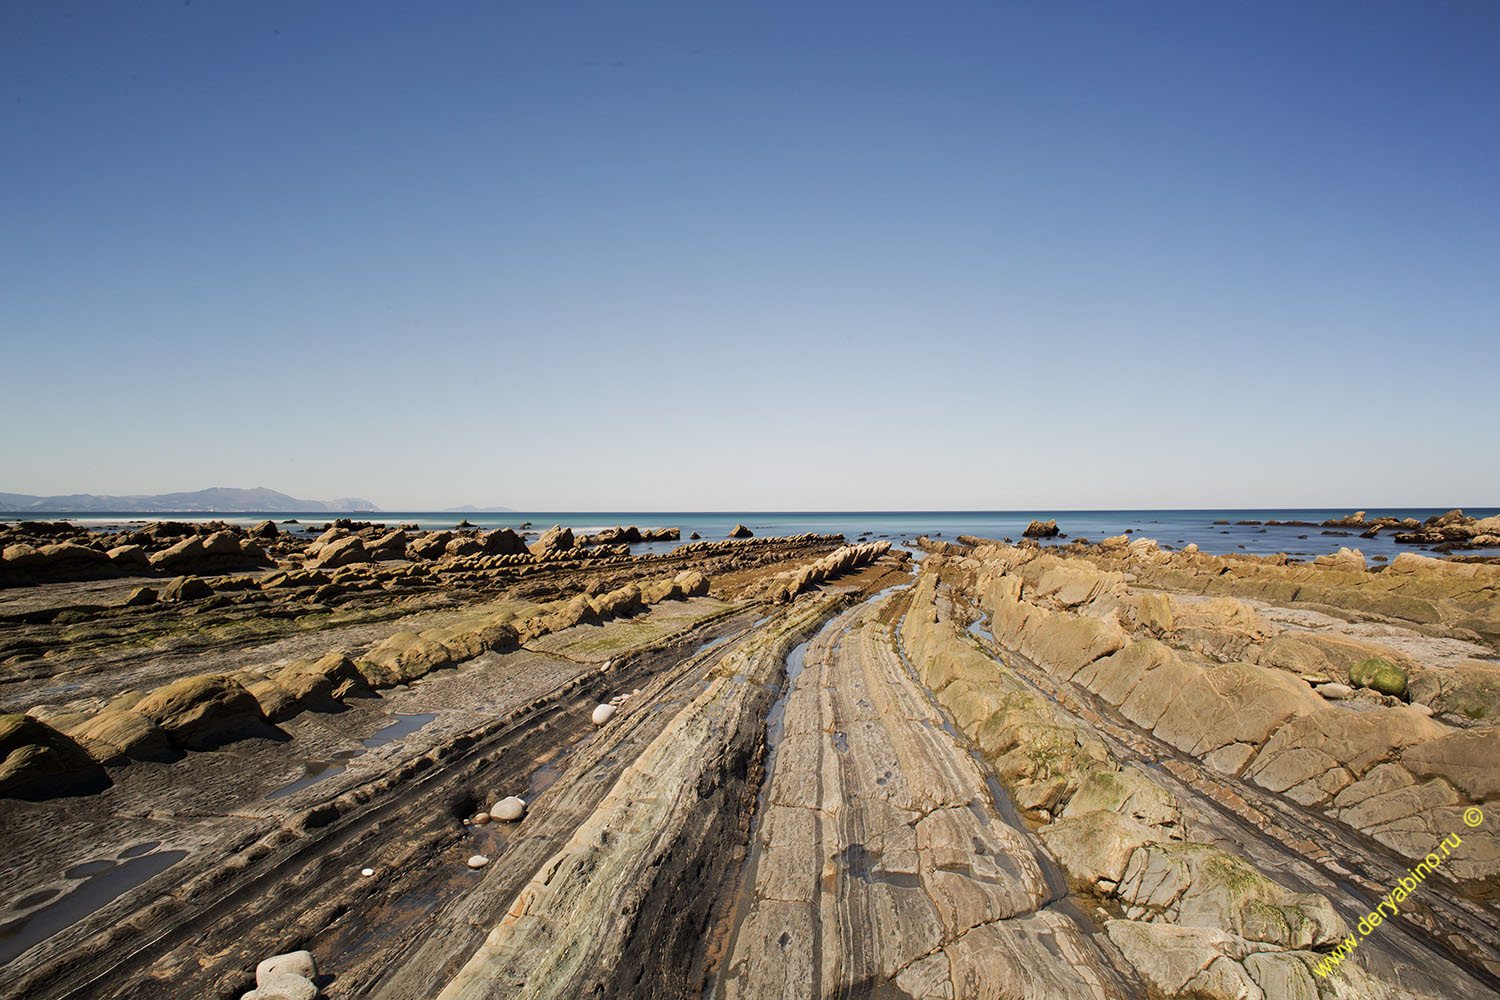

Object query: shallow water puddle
[362,712,439,749]
[266,749,360,800]
[264,712,438,800]
[0,847,188,965]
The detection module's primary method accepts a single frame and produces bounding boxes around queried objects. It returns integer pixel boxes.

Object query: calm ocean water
[37,508,1500,560]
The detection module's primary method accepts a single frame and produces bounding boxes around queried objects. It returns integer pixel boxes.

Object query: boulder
[149,536,206,571]
[1023,519,1060,538]
[1312,546,1367,573]
[529,525,576,557]
[250,520,279,538]
[161,576,214,602]
[132,675,273,751]
[1349,657,1408,698]
[673,570,709,597]
[313,535,372,568]
[480,528,527,555]
[256,951,316,986]
[38,542,112,568]
[0,714,108,798]
[106,544,152,570]
[201,530,243,556]
[492,796,526,821]
[274,651,369,706]
[366,529,408,559]
[728,523,754,539]
[67,709,173,763]
[250,974,317,1000]
[445,536,485,558]
[2,542,46,568]
[406,530,455,559]
[123,586,159,607]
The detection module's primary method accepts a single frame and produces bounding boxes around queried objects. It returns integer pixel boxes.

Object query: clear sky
[3,1,1496,510]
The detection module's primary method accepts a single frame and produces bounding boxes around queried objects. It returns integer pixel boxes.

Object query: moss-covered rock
[1349,657,1408,698]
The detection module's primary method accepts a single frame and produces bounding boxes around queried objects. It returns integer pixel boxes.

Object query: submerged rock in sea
[492,796,526,821]
[1023,519,1060,538]
[728,523,754,538]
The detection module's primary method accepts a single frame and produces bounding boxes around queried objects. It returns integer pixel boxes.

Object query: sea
[22,509,1500,561]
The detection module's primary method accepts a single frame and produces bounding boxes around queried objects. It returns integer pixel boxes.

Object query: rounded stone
[360,867,375,877]
[592,703,617,726]
[472,811,490,825]
[1349,657,1408,698]
[256,950,316,986]
[467,854,490,869]
[492,796,526,821]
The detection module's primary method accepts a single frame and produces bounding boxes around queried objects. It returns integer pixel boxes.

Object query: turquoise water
[38,508,1500,560]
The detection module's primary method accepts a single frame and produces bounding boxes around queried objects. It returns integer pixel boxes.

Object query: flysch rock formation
[2,519,1498,1000]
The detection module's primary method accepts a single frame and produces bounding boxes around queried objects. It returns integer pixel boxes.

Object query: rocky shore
[2,517,1497,998]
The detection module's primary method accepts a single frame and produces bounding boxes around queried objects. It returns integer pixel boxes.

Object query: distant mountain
[0,487,380,513]
[443,504,517,513]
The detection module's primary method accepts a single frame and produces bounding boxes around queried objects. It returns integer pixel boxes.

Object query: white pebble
[468,854,490,869]
[361,867,375,877]
[592,703,617,725]
[492,796,526,821]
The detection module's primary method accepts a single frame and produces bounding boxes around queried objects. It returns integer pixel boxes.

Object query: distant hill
[443,504,517,513]
[0,487,379,513]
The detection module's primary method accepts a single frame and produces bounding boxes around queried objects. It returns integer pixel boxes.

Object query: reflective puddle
[265,712,439,800]
[0,846,188,965]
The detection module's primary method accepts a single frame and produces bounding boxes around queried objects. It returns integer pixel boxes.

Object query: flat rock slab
[718,597,1128,998]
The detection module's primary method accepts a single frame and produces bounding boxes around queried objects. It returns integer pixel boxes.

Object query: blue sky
[3,1,1496,510]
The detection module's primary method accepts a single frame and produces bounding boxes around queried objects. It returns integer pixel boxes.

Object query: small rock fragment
[468,854,490,868]
[472,811,491,825]
[361,867,375,877]
[592,703,617,726]
[1315,682,1354,700]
